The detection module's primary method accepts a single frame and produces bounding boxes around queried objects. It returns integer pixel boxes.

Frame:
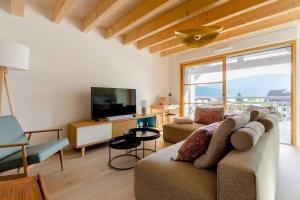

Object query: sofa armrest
[217,151,257,200]
[217,128,279,200]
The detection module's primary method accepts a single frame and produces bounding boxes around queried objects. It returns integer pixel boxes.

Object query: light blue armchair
[0,115,69,180]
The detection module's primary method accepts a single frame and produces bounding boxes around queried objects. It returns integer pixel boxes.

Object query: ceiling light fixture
[175,26,223,48]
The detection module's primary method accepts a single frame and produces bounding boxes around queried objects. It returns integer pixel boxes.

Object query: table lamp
[0,39,29,115]
[141,100,147,116]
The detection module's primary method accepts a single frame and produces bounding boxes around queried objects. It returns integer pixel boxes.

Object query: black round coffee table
[108,136,141,170]
[124,128,160,158]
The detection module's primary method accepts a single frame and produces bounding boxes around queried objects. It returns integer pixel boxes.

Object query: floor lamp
[0,39,29,115]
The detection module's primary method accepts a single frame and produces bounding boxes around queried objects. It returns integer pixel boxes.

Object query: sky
[191,64,291,98]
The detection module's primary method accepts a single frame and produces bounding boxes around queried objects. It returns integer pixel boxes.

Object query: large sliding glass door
[181,42,296,145]
[182,59,225,119]
[226,46,292,144]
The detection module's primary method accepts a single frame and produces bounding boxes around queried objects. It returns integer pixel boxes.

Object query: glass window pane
[183,59,224,119]
[184,61,223,84]
[184,83,223,103]
[226,46,292,144]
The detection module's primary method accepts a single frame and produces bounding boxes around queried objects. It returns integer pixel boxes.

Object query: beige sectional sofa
[163,123,204,143]
[134,122,279,200]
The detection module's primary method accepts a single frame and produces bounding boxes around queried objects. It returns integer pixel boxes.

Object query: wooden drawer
[112,119,137,137]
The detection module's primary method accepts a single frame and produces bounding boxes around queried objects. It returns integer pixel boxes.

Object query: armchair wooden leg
[59,149,64,171]
[22,145,29,177]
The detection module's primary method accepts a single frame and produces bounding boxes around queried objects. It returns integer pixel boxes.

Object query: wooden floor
[16,137,300,200]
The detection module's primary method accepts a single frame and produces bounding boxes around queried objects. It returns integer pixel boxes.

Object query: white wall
[168,21,300,145]
[0,4,169,143]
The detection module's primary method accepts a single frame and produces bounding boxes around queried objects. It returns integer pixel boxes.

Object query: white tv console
[68,114,156,157]
[106,114,134,121]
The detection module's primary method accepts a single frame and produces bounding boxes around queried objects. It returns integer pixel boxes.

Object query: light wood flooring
[11,137,300,200]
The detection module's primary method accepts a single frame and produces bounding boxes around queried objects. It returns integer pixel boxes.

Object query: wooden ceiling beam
[82,0,119,33]
[11,0,25,17]
[137,0,275,49]
[160,7,300,57]
[150,0,300,53]
[122,0,220,44]
[53,0,75,23]
[105,0,170,39]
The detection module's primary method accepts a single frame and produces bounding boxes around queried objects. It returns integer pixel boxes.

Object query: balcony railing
[184,96,291,120]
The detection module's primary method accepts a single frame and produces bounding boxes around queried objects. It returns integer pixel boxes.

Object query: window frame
[180,40,297,145]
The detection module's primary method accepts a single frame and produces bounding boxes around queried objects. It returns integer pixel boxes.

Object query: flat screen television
[91,87,136,119]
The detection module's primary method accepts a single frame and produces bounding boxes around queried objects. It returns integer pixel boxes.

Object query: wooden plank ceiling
[7,0,300,57]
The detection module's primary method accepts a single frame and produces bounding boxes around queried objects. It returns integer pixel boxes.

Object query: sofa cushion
[174,117,193,124]
[0,138,69,172]
[194,107,224,125]
[176,122,221,162]
[194,112,250,168]
[134,142,217,200]
[230,121,265,151]
[247,106,270,121]
[258,114,279,132]
[270,111,282,119]
[163,123,204,143]
[0,115,27,160]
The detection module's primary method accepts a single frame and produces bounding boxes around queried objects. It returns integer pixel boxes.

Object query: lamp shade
[0,39,29,70]
[175,26,223,48]
[141,100,147,107]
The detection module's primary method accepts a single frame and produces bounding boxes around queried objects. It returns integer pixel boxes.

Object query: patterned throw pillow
[175,122,221,162]
[194,107,224,125]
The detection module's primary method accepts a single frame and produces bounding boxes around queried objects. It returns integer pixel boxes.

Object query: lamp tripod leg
[0,67,15,115]
[3,72,15,115]
[0,67,6,115]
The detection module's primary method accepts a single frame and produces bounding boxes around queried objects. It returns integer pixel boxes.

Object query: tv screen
[91,87,136,119]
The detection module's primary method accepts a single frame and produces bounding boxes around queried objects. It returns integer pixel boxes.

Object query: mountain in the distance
[195,74,290,97]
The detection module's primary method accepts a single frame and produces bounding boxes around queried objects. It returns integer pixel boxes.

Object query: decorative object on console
[159,96,168,105]
[141,100,147,115]
[175,26,223,48]
[0,39,29,115]
[175,122,220,162]
[194,107,224,125]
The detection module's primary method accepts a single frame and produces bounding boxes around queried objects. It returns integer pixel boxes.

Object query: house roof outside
[267,89,291,97]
